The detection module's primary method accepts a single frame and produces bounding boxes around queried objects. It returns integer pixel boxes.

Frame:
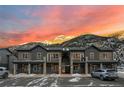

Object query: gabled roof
[85,45,114,51]
[15,43,114,52]
[16,43,47,51]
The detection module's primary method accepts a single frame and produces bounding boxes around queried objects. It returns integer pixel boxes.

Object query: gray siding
[0,49,16,73]
[31,46,47,60]
[85,47,99,61]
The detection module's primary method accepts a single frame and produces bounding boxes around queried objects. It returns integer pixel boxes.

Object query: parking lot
[0,75,124,87]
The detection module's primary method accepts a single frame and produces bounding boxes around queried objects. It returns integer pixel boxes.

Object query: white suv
[91,69,118,80]
[0,67,9,79]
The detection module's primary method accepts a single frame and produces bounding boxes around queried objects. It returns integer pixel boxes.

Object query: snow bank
[71,73,82,77]
[12,73,37,77]
[117,72,124,78]
[69,73,82,82]
[69,77,81,82]
[117,71,124,73]
[49,74,60,77]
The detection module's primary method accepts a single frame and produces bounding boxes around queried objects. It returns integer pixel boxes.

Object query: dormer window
[37,52,43,60]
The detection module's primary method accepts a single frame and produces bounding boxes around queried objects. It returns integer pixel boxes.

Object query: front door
[61,65,70,74]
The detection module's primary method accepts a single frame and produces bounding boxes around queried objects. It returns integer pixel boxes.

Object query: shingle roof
[15,43,114,51]
[16,42,47,51]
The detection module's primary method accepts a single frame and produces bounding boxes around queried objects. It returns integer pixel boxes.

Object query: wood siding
[70,52,84,62]
[18,52,31,60]
[31,46,47,60]
[99,52,113,61]
[18,46,47,60]
[85,47,99,61]
[47,52,61,62]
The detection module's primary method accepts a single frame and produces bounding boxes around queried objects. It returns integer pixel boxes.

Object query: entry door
[61,65,70,74]
[73,65,80,73]
[65,65,70,74]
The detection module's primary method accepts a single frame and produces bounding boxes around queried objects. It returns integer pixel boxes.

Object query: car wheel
[2,73,8,79]
[100,75,104,81]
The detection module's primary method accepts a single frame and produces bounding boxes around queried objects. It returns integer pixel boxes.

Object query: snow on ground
[9,73,37,78]
[0,81,4,84]
[27,77,46,86]
[69,73,82,82]
[69,77,81,82]
[71,73,82,77]
[117,71,124,78]
[73,82,94,87]
[50,74,59,87]
[99,84,120,87]
[49,74,60,77]
[39,77,48,87]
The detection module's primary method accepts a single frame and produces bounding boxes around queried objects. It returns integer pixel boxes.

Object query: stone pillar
[70,54,73,74]
[85,57,88,74]
[59,54,61,75]
[28,63,31,74]
[43,57,46,75]
[13,64,17,75]
[100,63,103,69]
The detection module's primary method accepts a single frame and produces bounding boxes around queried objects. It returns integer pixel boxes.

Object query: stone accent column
[59,54,61,75]
[85,57,88,74]
[100,63,103,69]
[43,57,46,75]
[70,54,73,74]
[13,64,17,75]
[28,63,31,74]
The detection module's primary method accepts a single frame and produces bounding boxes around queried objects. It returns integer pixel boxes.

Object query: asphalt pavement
[0,75,124,87]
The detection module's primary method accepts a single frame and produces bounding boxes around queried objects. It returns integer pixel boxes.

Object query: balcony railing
[13,59,45,63]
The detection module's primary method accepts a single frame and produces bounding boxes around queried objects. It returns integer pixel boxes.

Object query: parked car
[0,67,9,79]
[91,69,118,80]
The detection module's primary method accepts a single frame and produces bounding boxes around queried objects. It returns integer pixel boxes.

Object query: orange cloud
[1,6,124,48]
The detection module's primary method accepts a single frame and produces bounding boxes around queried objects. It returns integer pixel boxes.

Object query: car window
[0,68,3,71]
[95,70,101,72]
[95,70,104,72]
[107,70,116,72]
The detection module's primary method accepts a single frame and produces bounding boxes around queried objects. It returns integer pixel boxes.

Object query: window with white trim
[72,52,81,61]
[19,52,31,60]
[47,53,59,62]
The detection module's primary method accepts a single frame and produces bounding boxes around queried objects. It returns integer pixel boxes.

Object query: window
[0,68,3,71]
[47,53,59,61]
[100,52,110,60]
[103,53,107,59]
[37,52,43,60]
[90,52,94,60]
[72,53,81,61]
[51,54,59,59]
[20,52,30,60]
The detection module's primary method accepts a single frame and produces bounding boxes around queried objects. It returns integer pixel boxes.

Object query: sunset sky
[0,5,124,47]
